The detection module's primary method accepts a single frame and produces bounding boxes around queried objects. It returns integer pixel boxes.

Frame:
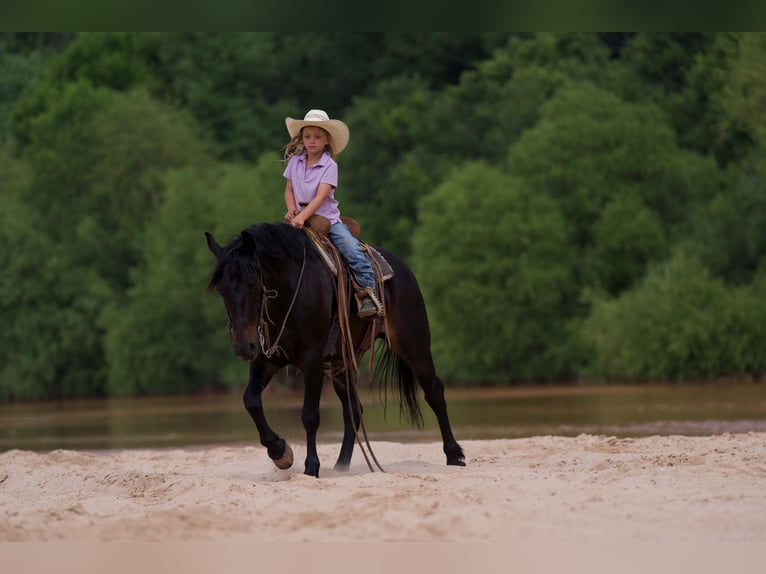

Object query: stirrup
[356,286,383,318]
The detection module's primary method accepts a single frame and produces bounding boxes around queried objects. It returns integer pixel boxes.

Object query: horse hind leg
[400,355,465,466]
[421,372,465,466]
[382,271,464,466]
[331,369,361,471]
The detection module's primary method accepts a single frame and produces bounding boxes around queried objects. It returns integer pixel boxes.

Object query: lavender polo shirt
[283,151,341,223]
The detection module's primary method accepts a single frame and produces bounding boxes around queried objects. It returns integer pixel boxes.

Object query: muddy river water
[1,382,765,452]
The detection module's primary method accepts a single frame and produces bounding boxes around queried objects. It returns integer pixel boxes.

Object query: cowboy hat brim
[285,115,350,155]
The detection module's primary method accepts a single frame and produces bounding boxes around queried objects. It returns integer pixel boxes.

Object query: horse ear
[205,232,223,258]
[240,230,256,257]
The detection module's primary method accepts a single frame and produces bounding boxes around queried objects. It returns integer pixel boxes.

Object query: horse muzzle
[228,322,259,361]
[231,338,258,361]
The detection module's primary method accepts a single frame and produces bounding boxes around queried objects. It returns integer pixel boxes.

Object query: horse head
[206,230,261,361]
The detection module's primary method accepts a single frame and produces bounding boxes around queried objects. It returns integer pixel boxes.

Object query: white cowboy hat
[285,109,350,155]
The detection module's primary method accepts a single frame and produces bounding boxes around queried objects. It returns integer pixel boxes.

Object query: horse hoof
[447,458,466,467]
[334,461,351,472]
[273,443,294,469]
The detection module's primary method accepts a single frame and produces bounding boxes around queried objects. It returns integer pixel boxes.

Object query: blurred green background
[1,32,765,401]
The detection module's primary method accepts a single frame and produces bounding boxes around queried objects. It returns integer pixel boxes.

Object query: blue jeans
[329,221,375,290]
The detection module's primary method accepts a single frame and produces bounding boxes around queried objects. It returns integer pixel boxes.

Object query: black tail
[372,342,424,428]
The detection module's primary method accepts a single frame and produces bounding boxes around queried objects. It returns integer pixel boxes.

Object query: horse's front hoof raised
[272,442,294,469]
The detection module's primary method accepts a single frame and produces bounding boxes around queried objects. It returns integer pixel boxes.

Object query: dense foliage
[1,32,765,399]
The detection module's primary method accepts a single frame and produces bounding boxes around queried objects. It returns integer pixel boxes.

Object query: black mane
[208,222,319,290]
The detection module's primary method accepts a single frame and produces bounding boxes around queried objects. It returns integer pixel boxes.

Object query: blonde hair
[282,127,336,162]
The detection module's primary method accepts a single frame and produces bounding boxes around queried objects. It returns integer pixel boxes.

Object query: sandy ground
[2,432,766,546]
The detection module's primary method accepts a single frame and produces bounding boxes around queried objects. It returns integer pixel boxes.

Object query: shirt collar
[298,151,331,167]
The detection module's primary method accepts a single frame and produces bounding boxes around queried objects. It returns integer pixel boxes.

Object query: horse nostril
[230,338,258,361]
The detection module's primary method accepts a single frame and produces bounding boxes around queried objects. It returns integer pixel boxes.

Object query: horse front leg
[301,354,325,477]
[243,359,293,470]
[331,369,361,471]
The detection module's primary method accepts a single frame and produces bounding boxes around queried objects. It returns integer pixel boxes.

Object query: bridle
[256,244,308,359]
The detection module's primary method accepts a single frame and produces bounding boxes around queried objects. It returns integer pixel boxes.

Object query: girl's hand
[291,214,305,229]
[284,208,298,223]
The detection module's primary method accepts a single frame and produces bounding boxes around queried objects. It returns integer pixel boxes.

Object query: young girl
[282,109,382,318]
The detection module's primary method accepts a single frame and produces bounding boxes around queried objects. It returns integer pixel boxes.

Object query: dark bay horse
[205,222,464,477]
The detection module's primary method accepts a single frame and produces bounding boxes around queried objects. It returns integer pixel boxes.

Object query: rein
[258,245,307,359]
[256,235,385,473]
[327,241,386,473]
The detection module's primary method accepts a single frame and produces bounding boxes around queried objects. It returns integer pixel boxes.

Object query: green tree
[103,157,285,396]
[2,84,212,399]
[664,33,745,162]
[12,33,510,163]
[508,81,721,294]
[0,142,28,194]
[21,85,211,290]
[0,33,71,139]
[581,254,766,381]
[614,33,718,101]
[148,32,294,162]
[717,33,766,174]
[729,271,766,375]
[3,33,764,394]
[680,168,766,284]
[341,76,436,255]
[675,34,766,285]
[342,33,614,255]
[10,33,156,149]
[411,162,576,382]
[0,194,108,399]
[0,49,49,140]
[587,192,666,294]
